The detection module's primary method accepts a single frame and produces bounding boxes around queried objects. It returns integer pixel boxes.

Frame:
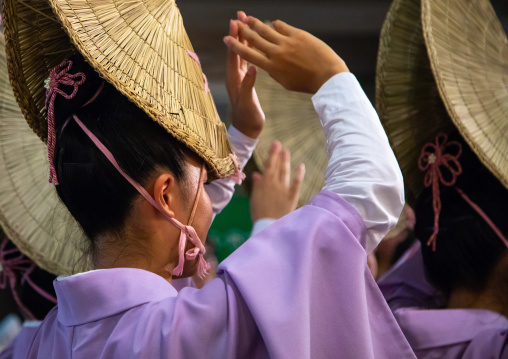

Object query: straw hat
[252,69,327,206]
[0,32,91,275]
[2,0,237,180]
[376,0,508,204]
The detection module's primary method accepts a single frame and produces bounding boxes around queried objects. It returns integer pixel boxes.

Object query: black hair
[414,132,508,298]
[52,54,189,254]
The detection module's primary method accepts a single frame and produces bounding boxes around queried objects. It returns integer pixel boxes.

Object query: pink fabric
[0,237,57,320]
[44,60,86,185]
[187,50,209,93]
[418,133,507,250]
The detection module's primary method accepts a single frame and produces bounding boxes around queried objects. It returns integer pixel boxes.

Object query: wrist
[232,124,263,139]
[314,60,349,94]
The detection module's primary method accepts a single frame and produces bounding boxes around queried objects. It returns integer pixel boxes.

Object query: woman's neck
[447,287,508,318]
[93,231,176,284]
[447,255,508,318]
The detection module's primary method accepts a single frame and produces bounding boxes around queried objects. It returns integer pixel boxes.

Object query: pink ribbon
[48,59,211,278]
[71,115,210,278]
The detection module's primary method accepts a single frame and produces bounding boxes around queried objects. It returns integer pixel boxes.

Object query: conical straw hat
[422,0,508,191]
[252,69,327,206]
[376,0,508,204]
[2,0,236,180]
[0,32,91,275]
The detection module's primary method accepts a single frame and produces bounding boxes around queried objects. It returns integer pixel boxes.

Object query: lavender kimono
[378,242,508,358]
[1,191,415,358]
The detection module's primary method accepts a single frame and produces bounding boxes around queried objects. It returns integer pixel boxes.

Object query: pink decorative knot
[418,133,462,250]
[0,237,57,320]
[44,60,86,185]
[172,224,210,278]
[418,133,508,250]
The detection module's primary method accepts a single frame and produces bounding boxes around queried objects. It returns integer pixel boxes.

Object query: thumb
[240,66,257,98]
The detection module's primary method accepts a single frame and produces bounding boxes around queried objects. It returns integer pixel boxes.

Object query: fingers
[272,20,299,36]
[223,36,270,69]
[245,16,285,44]
[236,22,276,55]
[237,10,248,23]
[264,141,281,176]
[226,20,241,95]
[290,163,306,200]
[236,19,249,71]
[239,65,257,99]
[279,149,290,187]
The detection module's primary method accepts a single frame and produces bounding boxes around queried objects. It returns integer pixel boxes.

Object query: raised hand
[224,14,349,94]
[250,141,305,223]
[226,16,265,139]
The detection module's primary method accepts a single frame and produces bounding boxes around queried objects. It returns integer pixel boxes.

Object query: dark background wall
[178,0,508,118]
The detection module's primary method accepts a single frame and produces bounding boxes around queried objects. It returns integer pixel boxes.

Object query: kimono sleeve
[214,190,415,358]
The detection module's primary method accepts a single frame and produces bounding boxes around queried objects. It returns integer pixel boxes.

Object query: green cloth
[208,196,252,263]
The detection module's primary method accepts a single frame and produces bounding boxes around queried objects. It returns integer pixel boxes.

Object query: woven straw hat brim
[376,0,462,205]
[376,0,508,205]
[3,0,236,180]
[0,32,90,276]
[422,0,508,191]
[252,69,327,206]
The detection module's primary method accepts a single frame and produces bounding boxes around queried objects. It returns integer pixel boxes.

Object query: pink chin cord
[45,59,251,278]
[0,237,57,320]
[418,133,508,250]
[69,115,210,278]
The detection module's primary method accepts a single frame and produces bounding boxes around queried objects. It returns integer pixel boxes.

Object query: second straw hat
[0,31,89,276]
[3,0,237,179]
[376,0,508,204]
[252,69,327,206]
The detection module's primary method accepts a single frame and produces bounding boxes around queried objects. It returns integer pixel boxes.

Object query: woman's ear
[153,173,176,218]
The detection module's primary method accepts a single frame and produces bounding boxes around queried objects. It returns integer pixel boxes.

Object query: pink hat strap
[69,115,210,278]
[48,59,209,278]
[418,133,508,250]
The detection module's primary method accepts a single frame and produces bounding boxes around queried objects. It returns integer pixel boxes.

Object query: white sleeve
[205,126,258,216]
[312,73,404,253]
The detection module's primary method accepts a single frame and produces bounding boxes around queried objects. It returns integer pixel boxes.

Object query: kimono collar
[394,307,508,351]
[54,268,178,326]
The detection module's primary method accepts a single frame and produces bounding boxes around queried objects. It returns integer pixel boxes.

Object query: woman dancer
[1,14,413,359]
